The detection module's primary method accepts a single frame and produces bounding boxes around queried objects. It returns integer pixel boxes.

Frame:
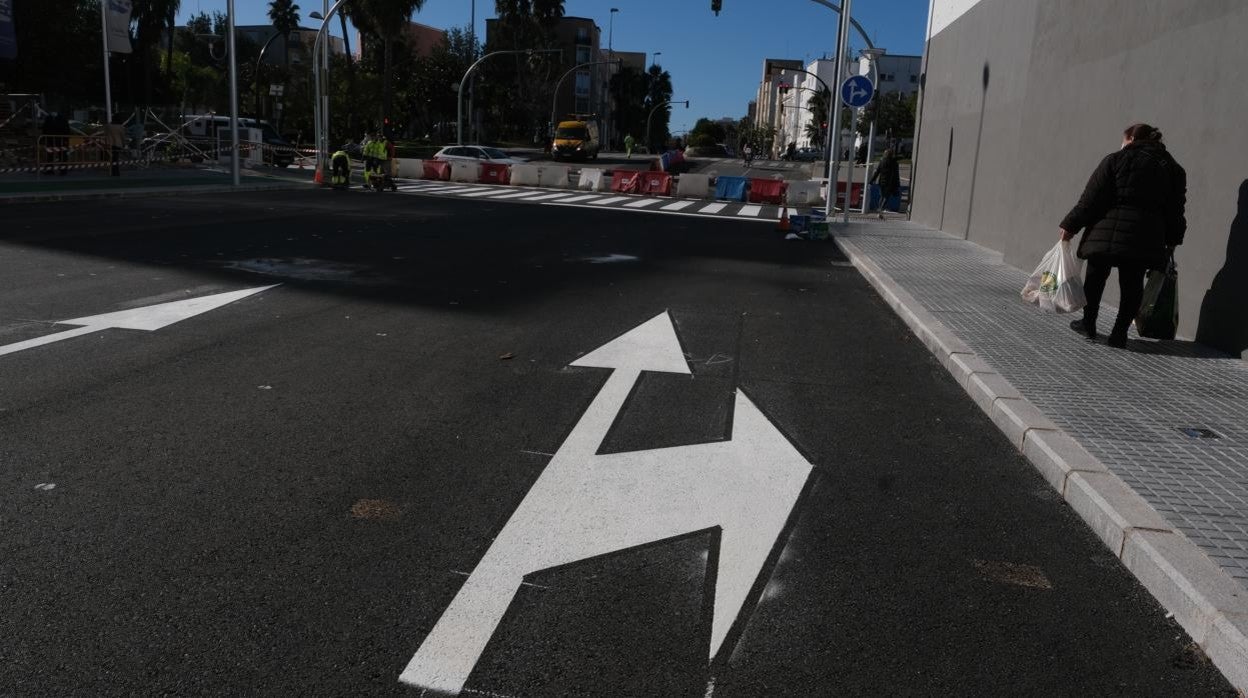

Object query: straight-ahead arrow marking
[0,285,278,358]
[400,311,814,694]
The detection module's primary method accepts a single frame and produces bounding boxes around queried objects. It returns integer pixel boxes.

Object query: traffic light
[711,0,722,15]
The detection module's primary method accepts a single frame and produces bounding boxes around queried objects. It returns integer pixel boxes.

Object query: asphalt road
[0,191,1235,696]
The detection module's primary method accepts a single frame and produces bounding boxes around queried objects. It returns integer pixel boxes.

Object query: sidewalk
[833,220,1248,690]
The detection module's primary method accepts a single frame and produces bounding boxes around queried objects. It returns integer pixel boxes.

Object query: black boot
[1069,315,1098,340]
[1107,320,1130,349]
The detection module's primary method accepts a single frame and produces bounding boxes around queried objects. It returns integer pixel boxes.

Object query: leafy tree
[131,0,182,104]
[348,0,427,122]
[856,91,917,145]
[687,117,725,148]
[642,63,673,150]
[609,66,648,146]
[478,0,565,142]
[4,0,103,107]
[267,0,301,68]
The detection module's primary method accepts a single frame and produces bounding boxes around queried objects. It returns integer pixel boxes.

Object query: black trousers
[1083,258,1147,336]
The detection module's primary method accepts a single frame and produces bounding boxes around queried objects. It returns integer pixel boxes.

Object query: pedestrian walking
[869,148,901,218]
[624,133,635,158]
[103,115,126,177]
[1059,123,1187,348]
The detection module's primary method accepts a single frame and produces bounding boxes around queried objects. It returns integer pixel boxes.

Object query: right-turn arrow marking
[400,311,814,694]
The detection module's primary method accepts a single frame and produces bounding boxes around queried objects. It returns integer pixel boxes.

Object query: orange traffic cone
[314,165,324,185]
[777,193,791,232]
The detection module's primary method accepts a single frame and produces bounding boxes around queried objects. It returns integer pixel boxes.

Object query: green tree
[687,117,726,148]
[609,66,648,146]
[348,0,427,122]
[267,0,301,68]
[642,63,673,150]
[856,91,917,145]
[131,0,183,104]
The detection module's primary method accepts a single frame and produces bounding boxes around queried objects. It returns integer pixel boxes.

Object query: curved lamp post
[645,99,688,152]
[253,30,285,118]
[551,59,621,134]
[311,0,348,175]
[458,48,562,144]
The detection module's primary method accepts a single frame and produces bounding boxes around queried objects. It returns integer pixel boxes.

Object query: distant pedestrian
[785,141,797,161]
[1060,123,1187,348]
[870,148,901,218]
[624,133,635,158]
[103,116,126,177]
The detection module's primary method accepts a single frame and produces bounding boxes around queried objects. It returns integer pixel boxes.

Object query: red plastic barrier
[833,181,866,207]
[749,178,788,205]
[639,172,672,196]
[422,160,451,181]
[612,170,642,194]
[480,162,510,185]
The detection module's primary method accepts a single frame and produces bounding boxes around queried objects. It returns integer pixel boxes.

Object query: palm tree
[132,0,182,104]
[351,0,426,122]
[267,0,301,68]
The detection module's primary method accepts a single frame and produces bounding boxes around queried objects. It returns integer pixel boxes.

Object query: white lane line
[540,201,776,223]
[459,188,510,197]
[660,200,696,211]
[419,186,479,194]
[622,198,664,209]
[490,190,547,199]
[698,203,729,214]
[589,196,634,206]
[736,205,762,217]
[517,192,575,201]
[551,194,604,203]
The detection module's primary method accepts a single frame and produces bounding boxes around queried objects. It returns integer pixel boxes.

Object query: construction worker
[624,133,635,159]
[363,131,385,190]
[331,148,351,188]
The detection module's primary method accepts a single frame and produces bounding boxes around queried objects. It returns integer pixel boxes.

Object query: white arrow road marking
[0,285,278,358]
[400,311,814,694]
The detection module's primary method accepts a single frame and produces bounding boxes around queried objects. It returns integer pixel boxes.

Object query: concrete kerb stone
[1021,429,1107,494]
[509,164,541,187]
[833,231,1248,694]
[1205,611,1248,690]
[1121,528,1248,646]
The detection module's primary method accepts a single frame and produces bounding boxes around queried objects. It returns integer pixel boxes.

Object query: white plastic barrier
[538,165,571,188]
[675,172,712,199]
[509,163,541,186]
[786,180,825,205]
[577,168,606,191]
[450,161,480,182]
[395,158,422,178]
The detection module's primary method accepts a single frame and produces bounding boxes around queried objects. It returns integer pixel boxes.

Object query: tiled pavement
[837,221,1248,591]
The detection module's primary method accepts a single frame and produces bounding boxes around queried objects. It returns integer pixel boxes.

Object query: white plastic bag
[1021,240,1086,313]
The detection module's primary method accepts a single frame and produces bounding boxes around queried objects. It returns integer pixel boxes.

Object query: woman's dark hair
[1124,123,1163,142]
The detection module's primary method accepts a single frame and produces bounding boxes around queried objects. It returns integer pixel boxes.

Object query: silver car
[433,145,526,166]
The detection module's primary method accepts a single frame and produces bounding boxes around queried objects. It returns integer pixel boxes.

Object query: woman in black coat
[870,148,902,218]
[1059,123,1187,347]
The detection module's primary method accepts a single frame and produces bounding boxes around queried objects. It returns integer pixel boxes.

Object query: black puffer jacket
[1060,140,1187,268]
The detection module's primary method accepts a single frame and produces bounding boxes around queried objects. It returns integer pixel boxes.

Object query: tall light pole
[226,0,240,186]
[652,51,661,66]
[606,7,618,148]
[646,98,687,153]
[312,0,349,179]
[254,30,285,118]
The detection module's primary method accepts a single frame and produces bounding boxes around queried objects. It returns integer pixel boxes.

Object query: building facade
[754,58,802,131]
[236,26,346,66]
[912,0,1248,357]
[354,21,446,62]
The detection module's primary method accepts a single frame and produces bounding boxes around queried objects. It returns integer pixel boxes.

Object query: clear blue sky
[179,0,931,133]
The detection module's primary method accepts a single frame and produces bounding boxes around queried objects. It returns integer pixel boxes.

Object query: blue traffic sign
[840,75,875,108]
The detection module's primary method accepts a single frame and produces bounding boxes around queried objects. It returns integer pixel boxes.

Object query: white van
[184,114,295,167]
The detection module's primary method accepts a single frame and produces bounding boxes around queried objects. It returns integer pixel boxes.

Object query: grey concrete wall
[912,0,1248,358]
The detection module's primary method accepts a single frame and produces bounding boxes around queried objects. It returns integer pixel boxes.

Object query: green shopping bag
[1136,257,1178,340]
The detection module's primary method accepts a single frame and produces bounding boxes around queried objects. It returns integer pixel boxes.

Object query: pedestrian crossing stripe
[391,180,787,223]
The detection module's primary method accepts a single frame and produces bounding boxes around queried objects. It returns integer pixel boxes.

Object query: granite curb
[0,181,309,205]
[835,233,1248,692]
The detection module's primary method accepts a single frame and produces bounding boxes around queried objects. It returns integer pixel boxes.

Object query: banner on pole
[0,0,17,60]
[105,0,133,54]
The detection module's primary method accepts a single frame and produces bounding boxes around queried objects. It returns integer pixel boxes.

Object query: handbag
[1136,255,1178,340]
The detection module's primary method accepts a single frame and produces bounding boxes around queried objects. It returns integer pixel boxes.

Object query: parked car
[794,147,822,162]
[432,145,527,165]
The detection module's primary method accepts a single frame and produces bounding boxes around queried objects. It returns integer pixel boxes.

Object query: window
[910,74,918,83]
[576,27,590,43]
[574,71,591,97]
[575,98,590,113]
[575,45,591,64]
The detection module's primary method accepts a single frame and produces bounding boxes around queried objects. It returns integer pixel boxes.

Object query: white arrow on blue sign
[840,75,875,108]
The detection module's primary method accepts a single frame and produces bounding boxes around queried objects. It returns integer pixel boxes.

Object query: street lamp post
[458,49,561,145]
[552,59,621,137]
[254,30,285,118]
[226,0,240,186]
[607,7,618,148]
[645,99,687,153]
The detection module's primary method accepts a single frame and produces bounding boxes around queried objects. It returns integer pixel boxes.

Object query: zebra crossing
[391,180,789,222]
